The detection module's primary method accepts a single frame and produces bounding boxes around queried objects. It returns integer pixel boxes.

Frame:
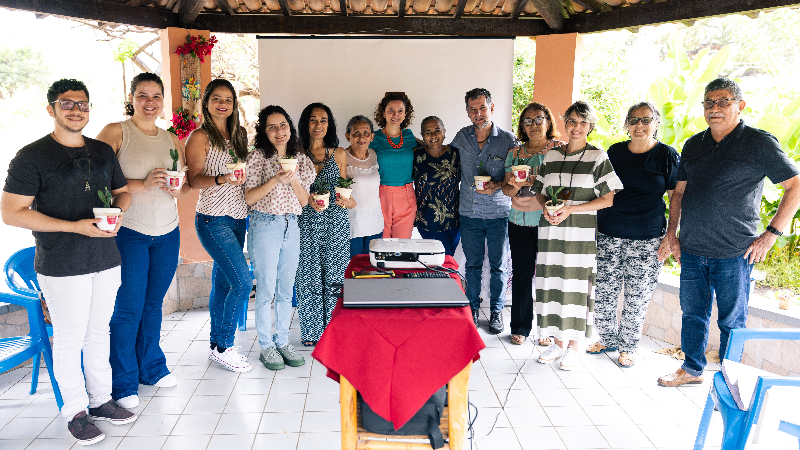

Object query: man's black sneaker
[472,308,480,327]
[88,399,137,425]
[68,411,105,446]
[489,311,504,334]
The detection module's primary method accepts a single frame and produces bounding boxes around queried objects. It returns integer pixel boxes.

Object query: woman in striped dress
[185,79,252,372]
[531,101,623,371]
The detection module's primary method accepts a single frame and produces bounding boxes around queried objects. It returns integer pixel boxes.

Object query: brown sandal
[586,342,618,354]
[538,337,553,346]
[510,335,525,345]
[618,352,636,368]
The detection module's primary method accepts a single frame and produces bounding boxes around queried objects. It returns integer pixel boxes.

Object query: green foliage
[546,185,564,204]
[228,148,239,164]
[757,254,800,290]
[311,180,332,195]
[337,176,355,189]
[477,161,488,176]
[97,187,113,208]
[512,38,536,131]
[0,46,49,99]
[586,114,628,150]
[113,39,138,64]
[170,148,179,171]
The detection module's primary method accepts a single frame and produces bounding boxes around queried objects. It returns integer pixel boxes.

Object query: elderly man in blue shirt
[451,88,519,334]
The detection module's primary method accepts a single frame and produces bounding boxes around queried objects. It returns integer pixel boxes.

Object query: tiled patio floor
[0,303,726,450]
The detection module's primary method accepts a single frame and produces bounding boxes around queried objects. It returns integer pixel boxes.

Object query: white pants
[38,266,121,419]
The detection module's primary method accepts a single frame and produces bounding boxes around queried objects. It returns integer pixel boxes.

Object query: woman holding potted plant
[344,115,383,257]
[96,72,191,408]
[412,116,461,256]
[185,79,252,372]
[501,103,564,346]
[370,92,418,239]
[296,103,352,346]
[589,102,679,368]
[244,105,316,370]
[531,101,623,370]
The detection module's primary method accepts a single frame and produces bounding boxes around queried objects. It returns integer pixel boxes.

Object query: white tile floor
[0,303,727,450]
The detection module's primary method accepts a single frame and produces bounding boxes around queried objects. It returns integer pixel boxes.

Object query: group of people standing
[3,72,800,446]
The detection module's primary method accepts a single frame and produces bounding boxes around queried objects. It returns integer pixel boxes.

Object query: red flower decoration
[174,35,217,63]
[167,108,198,140]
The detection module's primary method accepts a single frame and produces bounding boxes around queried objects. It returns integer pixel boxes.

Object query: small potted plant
[93,187,121,231]
[278,153,298,171]
[335,176,356,200]
[474,162,491,190]
[310,180,332,210]
[776,290,798,310]
[225,149,247,181]
[164,148,186,190]
[511,154,531,183]
[544,185,566,216]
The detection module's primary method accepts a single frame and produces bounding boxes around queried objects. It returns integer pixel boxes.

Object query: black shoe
[68,411,105,446]
[489,311,503,334]
[471,308,479,327]
[88,399,137,425]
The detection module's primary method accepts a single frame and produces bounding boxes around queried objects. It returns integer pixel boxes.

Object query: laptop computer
[343,277,469,308]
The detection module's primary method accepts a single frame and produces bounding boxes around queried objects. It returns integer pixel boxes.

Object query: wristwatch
[215,175,222,185]
[766,225,783,236]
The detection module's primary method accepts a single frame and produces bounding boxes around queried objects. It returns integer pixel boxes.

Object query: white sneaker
[560,347,580,371]
[154,374,177,388]
[538,344,563,364]
[210,346,252,372]
[115,395,139,409]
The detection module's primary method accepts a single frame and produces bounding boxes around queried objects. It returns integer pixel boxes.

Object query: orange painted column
[531,33,584,135]
[160,27,213,264]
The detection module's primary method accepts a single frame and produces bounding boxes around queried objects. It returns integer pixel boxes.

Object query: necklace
[52,133,91,191]
[477,135,489,144]
[384,128,403,149]
[558,144,588,197]
[308,147,331,166]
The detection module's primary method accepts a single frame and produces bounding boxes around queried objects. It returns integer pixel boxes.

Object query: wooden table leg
[447,362,472,450]
[341,375,358,450]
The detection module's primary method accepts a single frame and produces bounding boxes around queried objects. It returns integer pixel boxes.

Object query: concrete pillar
[160,27,213,264]
[531,33,584,135]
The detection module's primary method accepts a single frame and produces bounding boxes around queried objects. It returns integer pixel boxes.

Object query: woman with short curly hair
[370,92,418,238]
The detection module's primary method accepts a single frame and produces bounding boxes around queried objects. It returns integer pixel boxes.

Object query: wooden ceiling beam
[0,0,178,29]
[277,0,292,15]
[570,0,611,13]
[339,0,348,15]
[179,0,206,25]
[564,0,800,33]
[510,0,528,19]
[126,0,157,6]
[215,0,237,14]
[529,0,563,29]
[453,0,467,18]
[398,0,407,16]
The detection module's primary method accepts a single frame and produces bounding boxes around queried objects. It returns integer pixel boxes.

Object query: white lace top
[346,149,384,238]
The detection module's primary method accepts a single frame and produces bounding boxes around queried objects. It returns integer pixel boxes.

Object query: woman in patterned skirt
[296,103,353,347]
[531,101,623,371]
[588,102,679,368]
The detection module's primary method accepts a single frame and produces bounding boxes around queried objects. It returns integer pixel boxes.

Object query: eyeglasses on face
[701,98,738,109]
[627,117,655,126]
[522,117,547,126]
[51,100,92,112]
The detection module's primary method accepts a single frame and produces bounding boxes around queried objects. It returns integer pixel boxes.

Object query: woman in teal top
[502,102,564,345]
[370,92,418,238]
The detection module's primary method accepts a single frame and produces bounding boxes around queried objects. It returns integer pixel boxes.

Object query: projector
[369,238,446,269]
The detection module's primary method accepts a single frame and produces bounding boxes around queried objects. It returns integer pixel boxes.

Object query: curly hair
[299,103,339,151]
[47,79,89,104]
[124,72,163,116]
[253,105,300,160]
[373,92,414,129]
[200,79,248,161]
[516,102,560,142]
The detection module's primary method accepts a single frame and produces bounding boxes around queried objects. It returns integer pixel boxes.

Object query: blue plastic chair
[779,420,800,448]
[0,291,63,409]
[694,328,800,450]
[4,247,39,297]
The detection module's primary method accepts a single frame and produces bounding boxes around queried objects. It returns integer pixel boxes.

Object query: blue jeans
[349,232,383,258]
[460,215,509,313]
[110,226,179,400]
[418,228,461,257]
[680,251,753,376]
[247,212,300,349]
[195,213,250,349]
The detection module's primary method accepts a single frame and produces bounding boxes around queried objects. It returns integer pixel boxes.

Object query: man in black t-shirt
[1,79,134,445]
[657,78,800,388]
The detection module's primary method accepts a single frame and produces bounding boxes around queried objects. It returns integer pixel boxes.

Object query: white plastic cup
[93,208,122,231]
[335,187,353,200]
[474,175,491,190]
[225,162,247,181]
[312,193,329,210]
[165,171,185,190]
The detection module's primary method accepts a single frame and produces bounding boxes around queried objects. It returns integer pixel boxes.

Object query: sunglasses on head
[51,100,92,112]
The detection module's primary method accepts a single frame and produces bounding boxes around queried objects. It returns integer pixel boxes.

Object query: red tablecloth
[312,255,485,429]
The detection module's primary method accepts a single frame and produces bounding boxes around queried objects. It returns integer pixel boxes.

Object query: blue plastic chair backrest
[4,247,39,296]
[725,328,800,362]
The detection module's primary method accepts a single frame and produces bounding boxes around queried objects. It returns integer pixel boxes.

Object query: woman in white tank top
[96,73,191,409]
[185,79,252,373]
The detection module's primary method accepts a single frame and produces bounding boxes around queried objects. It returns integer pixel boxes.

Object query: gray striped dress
[531,144,623,343]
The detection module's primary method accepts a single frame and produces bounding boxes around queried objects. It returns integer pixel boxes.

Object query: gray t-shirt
[3,135,128,277]
[677,121,799,258]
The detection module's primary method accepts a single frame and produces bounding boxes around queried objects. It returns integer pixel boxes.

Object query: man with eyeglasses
[451,88,519,334]
[657,78,800,387]
[1,79,134,445]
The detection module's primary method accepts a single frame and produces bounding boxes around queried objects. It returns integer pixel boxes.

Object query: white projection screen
[257,37,514,145]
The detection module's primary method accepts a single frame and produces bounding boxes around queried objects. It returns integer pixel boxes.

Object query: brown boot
[657,368,704,387]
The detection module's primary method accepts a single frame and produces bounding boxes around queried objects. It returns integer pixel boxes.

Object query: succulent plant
[98,187,113,208]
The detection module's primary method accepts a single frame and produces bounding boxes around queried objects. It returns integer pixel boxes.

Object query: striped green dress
[531,144,623,343]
